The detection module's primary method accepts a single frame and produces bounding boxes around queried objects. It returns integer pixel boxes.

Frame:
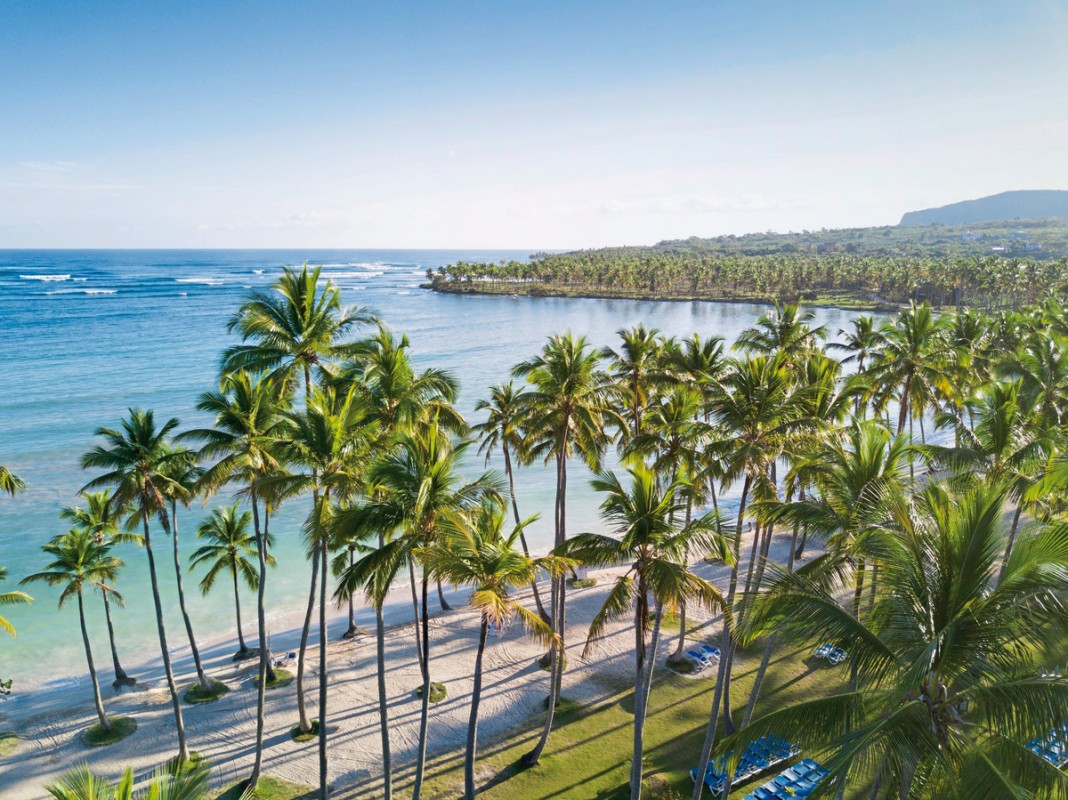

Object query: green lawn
[413,638,848,800]
[216,775,316,799]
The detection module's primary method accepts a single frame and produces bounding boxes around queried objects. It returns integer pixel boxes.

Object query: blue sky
[2,1,1066,248]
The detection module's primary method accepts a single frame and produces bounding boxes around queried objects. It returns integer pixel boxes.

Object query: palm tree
[512,333,620,765]
[80,409,191,762]
[0,466,24,496]
[60,492,140,686]
[158,445,213,692]
[601,325,668,442]
[181,369,287,789]
[223,265,375,740]
[0,566,32,638]
[732,481,1068,797]
[22,529,124,731]
[562,463,729,800]
[268,386,379,800]
[334,424,498,800]
[44,760,218,800]
[429,499,567,800]
[828,315,882,416]
[190,503,274,659]
[472,381,549,621]
[733,302,827,360]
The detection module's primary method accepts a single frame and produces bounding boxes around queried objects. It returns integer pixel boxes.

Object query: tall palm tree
[512,333,620,765]
[223,264,375,739]
[334,424,498,800]
[268,386,379,800]
[734,302,827,360]
[60,492,140,687]
[430,499,567,800]
[472,381,549,620]
[732,482,1068,797]
[562,464,729,800]
[0,566,32,638]
[190,503,274,659]
[602,325,668,442]
[81,409,192,762]
[182,369,288,789]
[22,529,124,731]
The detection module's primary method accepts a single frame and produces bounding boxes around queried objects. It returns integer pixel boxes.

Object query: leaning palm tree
[563,463,729,800]
[472,381,549,620]
[22,529,124,732]
[190,503,274,659]
[80,409,192,762]
[512,332,621,765]
[61,492,140,686]
[0,466,24,496]
[430,499,568,800]
[223,265,375,743]
[181,369,288,789]
[0,566,32,638]
[731,481,1068,798]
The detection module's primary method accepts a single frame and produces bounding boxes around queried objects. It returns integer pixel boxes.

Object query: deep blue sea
[0,249,868,689]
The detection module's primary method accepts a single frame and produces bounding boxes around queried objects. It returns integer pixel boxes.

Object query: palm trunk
[375,534,393,800]
[719,473,751,737]
[101,587,134,686]
[167,502,211,691]
[78,590,110,730]
[264,506,276,684]
[504,445,549,622]
[464,613,490,800]
[412,574,432,800]
[671,498,694,662]
[343,548,359,639]
[691,640,729,800]
[522,574,559,766]
[631,594,662,800]
[852,559,867,619]
[232,566,248,655]
[249,498,269,790]
[296,540,320,733]
[318,540,329,799]
[143,512,190,761]
[552,452,567,703]
[409,560,424,666]
[998,504,1024,582]
[437,578,452,611]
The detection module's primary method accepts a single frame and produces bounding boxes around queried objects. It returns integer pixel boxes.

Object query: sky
[1,0,1066,249]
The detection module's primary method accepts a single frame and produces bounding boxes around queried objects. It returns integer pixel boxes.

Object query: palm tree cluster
[429,252,1068,309]
[8,266,1068,800]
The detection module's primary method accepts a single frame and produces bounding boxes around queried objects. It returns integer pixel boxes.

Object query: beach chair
[827,646,848,665]
[686,649,712,670]
[699,643,722,661]
[813,644,832,659]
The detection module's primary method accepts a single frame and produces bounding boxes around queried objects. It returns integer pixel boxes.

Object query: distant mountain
[900,190,1068,227]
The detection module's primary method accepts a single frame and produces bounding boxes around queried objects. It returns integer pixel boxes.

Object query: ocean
[0,249,868,691]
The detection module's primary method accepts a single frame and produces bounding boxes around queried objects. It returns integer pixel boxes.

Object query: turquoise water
[0,250,866,689]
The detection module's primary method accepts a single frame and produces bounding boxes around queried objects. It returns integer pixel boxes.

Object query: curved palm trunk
[720,474,754,736]
[342,548,361,639]
[375,536,393,800]
[78,590,110,730]
[630,593,662,800]
[101,587,135,686]
[522,573,560,767]
[409,561,424,666]
[437,578,452,611]
[503,445,548,622]
[249,499,270,790]
[167,503,211,691]
[318,541,329,799]
[232,566,248,655]
[143,513,190,761]
[412,574,432,800]
[670,497,693,662]
[464,613,490,800]
[998,504,1025,582]
[296,540,321,733]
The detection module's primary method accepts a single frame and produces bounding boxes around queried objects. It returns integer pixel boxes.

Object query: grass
[568,577,598,589]
[81,715,138,748]
[290,720,319,743]
[0,731,19,757]
[254,668,294,690]
[416,682,448,703]
[417,640,848,800]
[165,750,205,774]
[184,679,231,704]
[216,775,317,799]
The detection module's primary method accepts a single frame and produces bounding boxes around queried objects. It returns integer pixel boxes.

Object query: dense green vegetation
[426,219,1068,308]
[5,265,1068,799]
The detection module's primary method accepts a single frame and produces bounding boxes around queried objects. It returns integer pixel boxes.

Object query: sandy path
[0,522,810,799]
